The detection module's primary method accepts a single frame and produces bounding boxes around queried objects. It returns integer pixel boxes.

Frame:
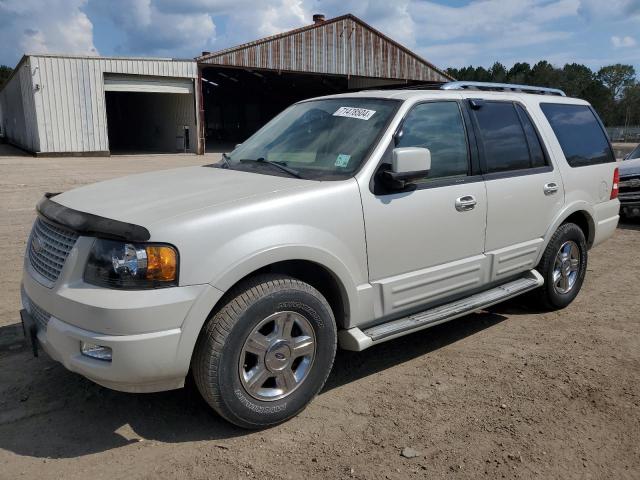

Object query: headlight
[84,239,178,289]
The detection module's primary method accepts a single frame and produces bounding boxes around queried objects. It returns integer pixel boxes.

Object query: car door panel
[359,100,488,319]
[468,99,564,281]
[374,253,491,316]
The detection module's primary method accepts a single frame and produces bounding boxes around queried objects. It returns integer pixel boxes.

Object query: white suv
[20,81,620,428]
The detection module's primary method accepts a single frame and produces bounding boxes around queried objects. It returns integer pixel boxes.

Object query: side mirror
[234,143,242,150]
[381,147,431,189]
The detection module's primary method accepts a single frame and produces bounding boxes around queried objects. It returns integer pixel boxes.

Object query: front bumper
[619,191,640,217]
[21,303,184,392]
[21,236,224,393]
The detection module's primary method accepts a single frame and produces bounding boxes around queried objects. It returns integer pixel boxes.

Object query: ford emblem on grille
[31,235,43,254]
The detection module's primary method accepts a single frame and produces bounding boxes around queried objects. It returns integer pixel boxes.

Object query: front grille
[21,287,51,331]
[619,175,640,194]
[28,217,79,284]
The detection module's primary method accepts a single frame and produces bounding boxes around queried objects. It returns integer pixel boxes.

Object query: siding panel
[22,55,197,153]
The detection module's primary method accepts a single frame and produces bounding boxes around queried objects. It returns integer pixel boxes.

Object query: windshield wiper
[239,157,303,179]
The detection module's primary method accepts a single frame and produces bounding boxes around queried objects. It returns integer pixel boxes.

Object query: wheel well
[562,211,595,248]
[235,260,349,329]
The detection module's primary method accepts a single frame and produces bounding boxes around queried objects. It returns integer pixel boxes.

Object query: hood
[53,166,308,227]
[620,157,640,178]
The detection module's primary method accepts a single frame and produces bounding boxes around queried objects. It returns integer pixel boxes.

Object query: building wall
[0,58,40,151]
[28,55,197,153]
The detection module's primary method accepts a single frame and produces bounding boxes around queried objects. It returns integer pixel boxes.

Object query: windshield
[628,144,640,160]
[217,98,399,180]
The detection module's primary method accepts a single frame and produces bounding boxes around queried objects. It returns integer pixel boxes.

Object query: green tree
[619,84,640,126]
[489,62,508,83]
[528,61,562,88]
[507,62,531,84]
[560,63,595,98]
[0,65,13,90]
[597,64,635,99]
[443,60,638,126]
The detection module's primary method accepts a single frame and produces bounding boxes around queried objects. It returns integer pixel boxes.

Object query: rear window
[540,103,614,167]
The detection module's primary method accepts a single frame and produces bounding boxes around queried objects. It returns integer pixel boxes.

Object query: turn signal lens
[145,246,177,281]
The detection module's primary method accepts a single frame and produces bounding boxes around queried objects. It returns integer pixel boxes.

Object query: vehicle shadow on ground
[617,217,640,231]
[0,310,507,459]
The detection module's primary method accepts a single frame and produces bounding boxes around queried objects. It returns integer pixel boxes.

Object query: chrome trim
[27,217,78,286]
[442,81,566,97]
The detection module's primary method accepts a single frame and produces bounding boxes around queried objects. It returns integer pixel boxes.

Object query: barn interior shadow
[0,310,506,459]
[0,143,30,157]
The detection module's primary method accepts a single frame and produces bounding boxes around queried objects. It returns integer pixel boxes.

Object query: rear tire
[533,223,588,310]
[192,274,337,429]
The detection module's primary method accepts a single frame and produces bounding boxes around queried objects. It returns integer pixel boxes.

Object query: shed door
[104,75,193,94]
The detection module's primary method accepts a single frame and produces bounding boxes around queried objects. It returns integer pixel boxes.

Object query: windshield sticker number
[333,107,376,120]
[335,154,351,168]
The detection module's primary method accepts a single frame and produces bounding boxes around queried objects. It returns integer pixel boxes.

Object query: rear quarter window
[540,103,614,167]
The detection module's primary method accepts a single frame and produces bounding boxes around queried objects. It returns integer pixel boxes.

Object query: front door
[359,100,489,318]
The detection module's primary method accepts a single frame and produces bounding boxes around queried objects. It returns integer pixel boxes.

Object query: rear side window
[472,102,533,173]
[515,104,546,168]
[540,103,614,167]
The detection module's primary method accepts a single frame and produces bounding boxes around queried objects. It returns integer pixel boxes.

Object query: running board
[338,270,543,351]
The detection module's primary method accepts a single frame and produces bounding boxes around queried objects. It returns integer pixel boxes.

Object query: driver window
[396,101,470,182]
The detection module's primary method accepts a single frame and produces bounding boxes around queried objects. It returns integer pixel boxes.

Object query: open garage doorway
[104,75,197,154]
[200,67,350,153]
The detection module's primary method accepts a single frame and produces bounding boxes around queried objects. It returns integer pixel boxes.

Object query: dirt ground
[0,144,639,479]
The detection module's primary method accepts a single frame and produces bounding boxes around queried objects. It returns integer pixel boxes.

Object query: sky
[0,0,639,74]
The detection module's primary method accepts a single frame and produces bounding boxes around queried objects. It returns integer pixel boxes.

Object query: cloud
[1,0,639,75]
[0,0,97,65]
[578,0,640,21]
[407,0,578,68]
[89,0,216,57]
[611,35,637,48]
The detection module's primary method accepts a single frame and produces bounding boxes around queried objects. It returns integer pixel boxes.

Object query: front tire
[192,274,337,429]
[534,222,588,310]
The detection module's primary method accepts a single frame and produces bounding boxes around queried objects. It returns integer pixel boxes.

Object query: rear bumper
[592,199,620,248]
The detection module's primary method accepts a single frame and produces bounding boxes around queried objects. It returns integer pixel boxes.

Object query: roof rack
[441,81,566,97]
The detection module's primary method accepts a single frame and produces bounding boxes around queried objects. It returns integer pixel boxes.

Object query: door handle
[455,195,477,212]
[544,182,559,195]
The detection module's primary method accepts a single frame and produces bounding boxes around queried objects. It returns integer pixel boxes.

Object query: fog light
[80,342,112,362]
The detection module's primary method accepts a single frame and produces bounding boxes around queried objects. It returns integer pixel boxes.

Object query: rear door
[468,99,565,282]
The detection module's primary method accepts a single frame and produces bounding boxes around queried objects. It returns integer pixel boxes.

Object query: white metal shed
[0,54,199,155]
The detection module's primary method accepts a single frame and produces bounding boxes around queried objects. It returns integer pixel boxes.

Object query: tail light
[611,167,619,200]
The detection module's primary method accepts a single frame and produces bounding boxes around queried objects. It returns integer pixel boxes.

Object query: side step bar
[338,270,543,351]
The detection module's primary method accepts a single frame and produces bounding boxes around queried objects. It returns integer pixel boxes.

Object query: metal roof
[197,14,453,83]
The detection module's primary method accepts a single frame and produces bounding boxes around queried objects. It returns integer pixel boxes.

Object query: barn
[197,14,453,153]
[0,14,452,156]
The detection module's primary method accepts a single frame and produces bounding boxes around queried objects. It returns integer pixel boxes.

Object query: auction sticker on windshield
[333,107,376,120]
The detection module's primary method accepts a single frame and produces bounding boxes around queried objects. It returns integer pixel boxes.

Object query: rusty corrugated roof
[197,14,453,83]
